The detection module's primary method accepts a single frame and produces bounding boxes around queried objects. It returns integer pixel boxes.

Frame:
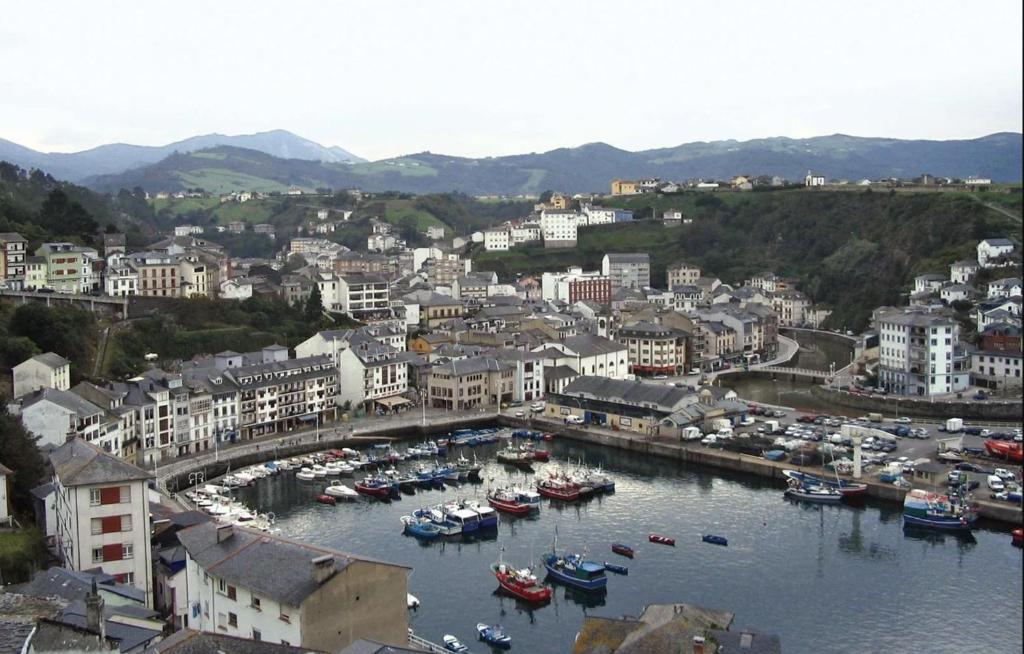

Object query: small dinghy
[477,623,511,649]
[611,543,634,558]
[443,634,468,652]
[602,562,628,575]
[649,533,675,546]
[702,534,728,546]
[315,495,336,505]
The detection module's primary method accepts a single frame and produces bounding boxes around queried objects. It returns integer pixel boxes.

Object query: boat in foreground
[702,534,728,546]
[476,623,511,649]
[602,562,628,575]
[443,634,469,652]
[611,543,634,558]
[902,488,977,531]
[782,469,867,497]
[491,561,552,603]
[401,515,443,540]
[784,480,843,504]
[542,552,608,590]
[487,487,534,515]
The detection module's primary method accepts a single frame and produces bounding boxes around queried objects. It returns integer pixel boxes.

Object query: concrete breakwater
[809,385,1023,420]
[504,416,1022,526]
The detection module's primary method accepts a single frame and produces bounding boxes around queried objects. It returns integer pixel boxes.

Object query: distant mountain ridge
[2,131,1020,194]
[0,129,364,182]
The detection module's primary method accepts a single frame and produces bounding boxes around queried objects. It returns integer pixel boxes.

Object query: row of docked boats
[494,442,551,467]
[183,484,277,532]
[534,463,616,502]
[401,497,501,539]
[781,468,868,504]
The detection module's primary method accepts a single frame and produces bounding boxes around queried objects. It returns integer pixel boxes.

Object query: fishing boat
[648,534,676,546]
[602,562,628,575]
[542,552,608,590]
[784,479,843,504]
[323,482,358,500]
[491,561,552,603]
[355,477,393,500]
[487,487,534,516]
[902,488,977,531]
[460,500,499,528]
[984,439,1023,462]
[315,494,336,505]
[610,543,634,558]
[443,635,469,652]
[412,507,464,536]
[513,487,542,511]
[702,534,728,546]
[536,477,581,502]
[476,623,511,649]
[400,515,443,541]
[782,469,867,497]
[496,444,534,468]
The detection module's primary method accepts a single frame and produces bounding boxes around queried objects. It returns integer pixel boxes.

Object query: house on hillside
[804,170,826,187]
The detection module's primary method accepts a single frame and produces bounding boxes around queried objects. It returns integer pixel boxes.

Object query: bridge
[0,289,128,319]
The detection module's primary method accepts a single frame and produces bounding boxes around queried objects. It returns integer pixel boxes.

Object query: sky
[2,0,1022,161]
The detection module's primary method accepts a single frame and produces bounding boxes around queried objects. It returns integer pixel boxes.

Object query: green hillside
[474,189,1021,331]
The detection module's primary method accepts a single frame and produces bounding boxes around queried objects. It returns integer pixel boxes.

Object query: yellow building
[610,179,640,195]
[549,192,571,210]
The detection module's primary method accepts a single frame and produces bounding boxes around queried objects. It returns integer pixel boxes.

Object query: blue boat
[412,507,463,536]
[903,488,977,531]
[542,552,608,590]
[400,516,442,541]
[602,562,628,575]
[476,623,511,649]
[702,534,728,546]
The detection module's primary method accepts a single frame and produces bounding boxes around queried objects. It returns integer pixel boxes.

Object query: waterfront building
[427,356,514,410]
[876,306,970,396]
[602,253,650,291]
[178,522,410,651]
[971,349,1023,391]
[50,437,154,607]
[771,290,810,327]
[336,334,409,414]
[485,348,546,402]
[533,333,628,381]
[617,321,689,376]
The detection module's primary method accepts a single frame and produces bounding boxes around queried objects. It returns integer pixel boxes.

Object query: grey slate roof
[981,238,1014,246]
[9,567,146,604]
[49,437,153,487]
[618,321,686,338]
[28,352,70,369]
[148,630,325,654]
[605,252,650,264]
[561,376,693,412]
[177,522,409,608]
[431,356,511,377]
[560,334,626,357]
[58,600,161,652]
[545,365,580,381]
[23,388,103,418]
[0,593,66,654]
[338,640,426,654]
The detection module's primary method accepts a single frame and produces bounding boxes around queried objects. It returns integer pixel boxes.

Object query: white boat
[443,635,468,652]
[296,468,316,481]
[324,462,345,475]
[311,464,328,478]
[324,482,359,500]
[407,593,420,609]
[341,447,359,457]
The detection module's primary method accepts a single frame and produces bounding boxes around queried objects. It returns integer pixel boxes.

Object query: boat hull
[536,485,580,502]
[902,515,976,531]
[488,496,532,515]
[611,544,634,558]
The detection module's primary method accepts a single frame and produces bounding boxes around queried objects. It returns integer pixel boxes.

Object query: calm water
[234,439,1023,654]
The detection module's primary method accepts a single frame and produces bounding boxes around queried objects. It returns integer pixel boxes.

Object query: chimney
[692,635,705,654]
[85,578,105,640]
[215,524,234,543]
[311,554,335,585]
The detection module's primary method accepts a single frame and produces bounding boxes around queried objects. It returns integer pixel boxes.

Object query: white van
[565,415,585,425]
[987,475,1005,492]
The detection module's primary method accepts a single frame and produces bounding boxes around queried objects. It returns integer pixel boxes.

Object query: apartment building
[540,209,582,247]
[541,267,611,304]
[486,349,546,402]
[179,522,409,651]
[0,231,28,289]
[13,352,70,399]
[50,437,154,607]
[338,272,391,320]
[510,222,541,245]
[20,388,104,449]
[617,321,689,376]
[130,251,182,297]
[336,335,409,414]
[483,228,511,251]
[602,253,651,291]
[104,262,139,296]
[403,290,464,329]
[876,307,970,396]
[428,357,514,410]
[667,262,701,290]
[36,242,84,293]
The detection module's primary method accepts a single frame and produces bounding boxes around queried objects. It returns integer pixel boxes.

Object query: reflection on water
[234,437,1022,654]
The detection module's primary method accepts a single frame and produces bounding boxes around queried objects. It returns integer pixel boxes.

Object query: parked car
[508,400,523,407]
[994,468,1016,482]
[514,410,525,418]
[987,475,1005,492]
[530,402,545,413]
[894,417,912,424]
[565,415,585,425]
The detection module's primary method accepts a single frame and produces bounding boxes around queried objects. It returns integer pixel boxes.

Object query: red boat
[491,562,552,603]
[487,488,533,515]
[649,534,676,546]
[536,478,580,502]
[1013,529,1023,547]
[530,449,551,461]
[354,481,391,499]
[315,494,336,505]
[542,433,555,441]
[984,440,1023,463]
[611,543,635,558]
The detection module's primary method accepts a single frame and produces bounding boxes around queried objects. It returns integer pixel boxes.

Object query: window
[279,609,291,624]
[92,548,104,563]
[252,629,262,642]
[227,585,236,601]
[251,596,261,611]
[90,489,101,506]
[123,544,134,559]
[228,613,238,628]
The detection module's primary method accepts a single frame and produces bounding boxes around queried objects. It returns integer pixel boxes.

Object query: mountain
[0,129,364,182]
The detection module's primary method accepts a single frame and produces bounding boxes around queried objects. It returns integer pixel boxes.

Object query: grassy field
[209,199,284,225]
[382,199,448,230]
[149,196,221,215]
[175,168,304,195]
[350,159,438,177]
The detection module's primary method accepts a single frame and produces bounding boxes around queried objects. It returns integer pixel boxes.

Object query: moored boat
[536,477,580,502]
[1013,528,1023,547]
[648,534,676,546]
[323,482,358,500]
[296,468,316,482]
[355,476,393,500]
[782,469,867,497]
[315,494,336,505]
[602,562,628,575]
[401,515,443,540]
[497,444,534,468]
[542,552,608,590]
[902,488,977,531]
[476,623,511,649]
[487,487,534,516]
[702,534,729,546]
[491,561,552,603]
[611,543,634,558]
[443,634,468,652]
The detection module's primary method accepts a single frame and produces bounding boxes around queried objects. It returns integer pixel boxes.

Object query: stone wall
[809,385,1022,421]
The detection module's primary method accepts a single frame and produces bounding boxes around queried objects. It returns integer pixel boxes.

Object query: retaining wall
[809,385,1023,421]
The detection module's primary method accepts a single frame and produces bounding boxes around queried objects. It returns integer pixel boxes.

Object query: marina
[227,432,1024,654]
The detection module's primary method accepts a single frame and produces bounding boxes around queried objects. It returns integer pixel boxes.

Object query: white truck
[945,418,964,433]
[764,420,780,434]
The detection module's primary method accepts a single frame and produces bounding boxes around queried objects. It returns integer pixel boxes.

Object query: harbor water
[234,438,1023,654]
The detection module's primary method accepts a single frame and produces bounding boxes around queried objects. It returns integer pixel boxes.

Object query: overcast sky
[3,0,1021,161]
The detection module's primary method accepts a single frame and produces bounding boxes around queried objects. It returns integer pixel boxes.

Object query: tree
[283,253,306,273]
[538,190,554,204]
[0,405,48,520]
[304,285,324,323]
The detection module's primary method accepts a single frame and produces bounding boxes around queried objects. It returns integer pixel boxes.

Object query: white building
[483,228,511,251]
[987,277,1022,300]
[104,263,139,297]
[13,352,71,399]
[940,284,975,303]
[971,350,1023,390]
[50,437,154,606]
[876,307,969,396]
[533,334,629,380]
[977,238,1015,268]
[805,171,826,187]
[426,225,446,240]
[336,335,409,413]
[582,205,617,225]
[667,263,701,290]
[510,223,541,245]
[0,462,11,527]
[949,259,979,285]
[540,210,582,247]
[913,273,947,295]
[178,521,410,651]
[338,273,390,319]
